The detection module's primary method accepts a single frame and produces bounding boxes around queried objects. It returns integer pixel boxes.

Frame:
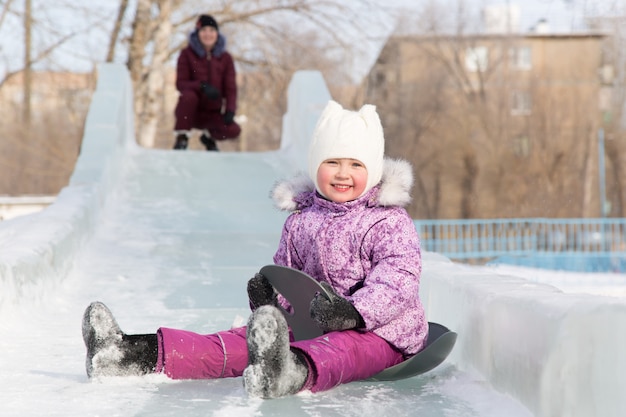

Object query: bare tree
[118,0,385,148]
[0,1,87,89]
[105,0,129,63]
[366,0,614,220]
[133,0,179,147]
[0,1,95,195]
[23,0,31,124]
[0,0,389,194]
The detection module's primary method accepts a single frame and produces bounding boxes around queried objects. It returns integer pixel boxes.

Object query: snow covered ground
[1,64,624,417]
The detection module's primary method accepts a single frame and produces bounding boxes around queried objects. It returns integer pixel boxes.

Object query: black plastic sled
[259,264,457,381]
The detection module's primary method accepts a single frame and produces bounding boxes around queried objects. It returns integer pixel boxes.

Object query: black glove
[223,110,235,125]
[310,282,365,332]
[247,273,277,309]
[200,82,220,100]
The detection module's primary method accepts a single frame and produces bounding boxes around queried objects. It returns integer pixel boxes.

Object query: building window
[512,135,530,157]
[511,91,531,115]
[465,46,488,72]
[508,46,532,70]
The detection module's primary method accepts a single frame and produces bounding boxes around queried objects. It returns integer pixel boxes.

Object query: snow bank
[0,63,136,313]
[421,252,626,417]
[0,195,56,220]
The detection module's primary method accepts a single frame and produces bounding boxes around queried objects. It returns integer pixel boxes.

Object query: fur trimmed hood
[189,31,227,58]
[271,158,414,212]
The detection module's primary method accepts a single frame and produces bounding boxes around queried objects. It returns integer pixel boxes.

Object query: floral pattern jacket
[271,158,428,355]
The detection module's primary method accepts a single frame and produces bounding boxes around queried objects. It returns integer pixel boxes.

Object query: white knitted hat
[308,100,385,199]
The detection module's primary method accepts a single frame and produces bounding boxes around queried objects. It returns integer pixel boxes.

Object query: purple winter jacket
[271,158,428,355]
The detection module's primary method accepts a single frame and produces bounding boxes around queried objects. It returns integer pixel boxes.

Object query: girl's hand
[310,282,365,332]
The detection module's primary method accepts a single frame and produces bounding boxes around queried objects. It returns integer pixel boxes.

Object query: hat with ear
[308,100,385,199]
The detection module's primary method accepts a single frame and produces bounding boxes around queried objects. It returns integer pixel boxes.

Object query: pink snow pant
[156,326,404,393]
[174,90,241,140]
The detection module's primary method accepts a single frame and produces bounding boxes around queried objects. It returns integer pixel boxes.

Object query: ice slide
[1,63,624,417]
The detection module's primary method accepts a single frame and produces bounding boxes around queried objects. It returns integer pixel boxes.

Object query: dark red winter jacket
[175,32,237,114]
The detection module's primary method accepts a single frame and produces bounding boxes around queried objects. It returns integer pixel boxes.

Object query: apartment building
[364,31,611,219]
[0,71,96,118]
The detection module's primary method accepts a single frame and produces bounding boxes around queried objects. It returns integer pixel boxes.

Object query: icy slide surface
[0,63,624,417]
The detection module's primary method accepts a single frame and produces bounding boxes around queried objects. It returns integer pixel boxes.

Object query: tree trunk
[126,0,152,142]
[460,153,478,219]
[106,0,129,62]
[136,0,174,147]
[606,135,624,216]
[23,0,32,125]
[581,127,596,217]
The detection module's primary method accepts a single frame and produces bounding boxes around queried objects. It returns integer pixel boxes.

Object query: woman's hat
[196,14,219,31]
[308,100,385,199]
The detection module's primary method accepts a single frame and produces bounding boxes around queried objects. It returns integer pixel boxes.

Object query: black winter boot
[173,134,188,150]
[200,134,219,151]
[82,302,158,378]
[243,305,309,398]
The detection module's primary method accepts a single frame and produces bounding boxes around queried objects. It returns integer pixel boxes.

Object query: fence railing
[414,218,626,271]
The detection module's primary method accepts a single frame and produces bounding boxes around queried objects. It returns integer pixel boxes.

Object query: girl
[83,100,428,398]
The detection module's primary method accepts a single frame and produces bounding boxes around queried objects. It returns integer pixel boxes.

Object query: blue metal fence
[413,218,626,272]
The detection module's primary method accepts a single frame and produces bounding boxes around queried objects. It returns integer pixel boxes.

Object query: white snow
[1,63,623,417]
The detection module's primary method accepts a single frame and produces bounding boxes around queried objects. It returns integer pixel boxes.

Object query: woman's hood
[189,31,227,58]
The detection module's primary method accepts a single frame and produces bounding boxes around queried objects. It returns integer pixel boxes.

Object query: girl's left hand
[310,282,365,332]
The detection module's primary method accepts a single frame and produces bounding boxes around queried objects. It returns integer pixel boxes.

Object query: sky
[0,0,622,80]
